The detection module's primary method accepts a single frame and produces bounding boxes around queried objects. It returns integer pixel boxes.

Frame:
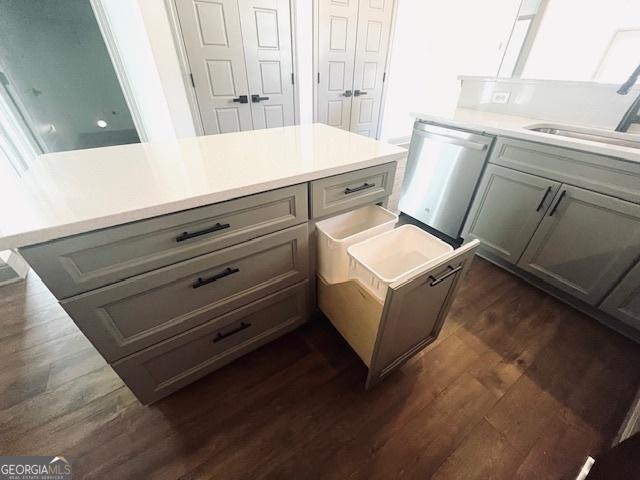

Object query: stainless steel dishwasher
[399,121,494,242]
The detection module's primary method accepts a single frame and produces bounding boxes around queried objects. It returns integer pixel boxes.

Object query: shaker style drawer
[113,281,308,404]
[62,224,308,362]
[489,137,640,204]
[310,163,396,219]
[20,184,308,299]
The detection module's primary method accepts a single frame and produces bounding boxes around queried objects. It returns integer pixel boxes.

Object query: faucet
[615,64,640,133]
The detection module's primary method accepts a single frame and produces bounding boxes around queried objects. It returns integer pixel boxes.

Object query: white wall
[293,0,314,124]
[457,76,640,130]
[100,0,178,141]
[137,0,197,138]
[380,0,521,141]
[0,0,139,152]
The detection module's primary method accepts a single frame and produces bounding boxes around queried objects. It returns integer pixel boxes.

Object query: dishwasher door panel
[399,123,493,239]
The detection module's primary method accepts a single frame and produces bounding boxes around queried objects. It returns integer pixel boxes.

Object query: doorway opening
[0,0,140,167]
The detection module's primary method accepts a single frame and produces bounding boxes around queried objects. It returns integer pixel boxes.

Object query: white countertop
[411,108,640,163]
[0,124,406,250]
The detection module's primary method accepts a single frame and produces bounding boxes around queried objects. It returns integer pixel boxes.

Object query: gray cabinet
[462,164,560,263]
[20,184,308,299]
[310,162,395,219]
[318,240,479,388]
[517,185,640,305]
[489,137,640,204]
[19,164,400,403]
[63,224,309,361]
[114,282,308,404]
[601,262,640,329]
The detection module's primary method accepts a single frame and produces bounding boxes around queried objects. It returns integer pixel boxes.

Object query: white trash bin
[347,224,454,301]
[316,205,398,284]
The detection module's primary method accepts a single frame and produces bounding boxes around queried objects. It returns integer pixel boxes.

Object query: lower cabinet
[600,262,640,329]
[62,224,309,362]
[462,164,560,263]
[319,240,478,388]
[517,184,640,305]
[114,282,309,404]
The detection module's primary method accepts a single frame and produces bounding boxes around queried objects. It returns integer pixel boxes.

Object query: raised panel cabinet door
[600,262,640,330]
[238,0,295,129]
[365,240,479,389]
[461,164,561,264]
[518,185,640,305]
[317,0,359,130]
[349,0,394,138]
[175,0,253,134]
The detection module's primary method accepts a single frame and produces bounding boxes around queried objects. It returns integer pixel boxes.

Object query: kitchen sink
[525,123,640,149]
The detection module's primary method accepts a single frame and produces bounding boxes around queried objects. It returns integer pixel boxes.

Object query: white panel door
[317,0,359,130]
[349,0,394,138]
[175,0,254,135]
[238,0,295,129]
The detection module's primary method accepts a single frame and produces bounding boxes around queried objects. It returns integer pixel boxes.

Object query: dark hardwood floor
[1,258,639,479]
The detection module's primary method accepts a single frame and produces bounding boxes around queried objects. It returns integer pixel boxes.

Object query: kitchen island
[0,124,406,403]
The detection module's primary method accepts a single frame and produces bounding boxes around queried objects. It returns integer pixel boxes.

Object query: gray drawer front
[21,184,308,299]
[490,137,640,204]
[113,281,308,404]
[310,163,396,218]
[62,224,308,362]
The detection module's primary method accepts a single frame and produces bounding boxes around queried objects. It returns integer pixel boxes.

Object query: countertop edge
[410,110,640,164]
[5,152,405,251]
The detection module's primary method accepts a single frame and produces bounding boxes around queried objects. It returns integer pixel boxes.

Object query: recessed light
[97,120,108,128]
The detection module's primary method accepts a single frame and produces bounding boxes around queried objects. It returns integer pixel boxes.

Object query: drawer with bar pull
[20,184,308,299]
[113,281,308,404]
[62,224,308,362]
[310,163,396,219]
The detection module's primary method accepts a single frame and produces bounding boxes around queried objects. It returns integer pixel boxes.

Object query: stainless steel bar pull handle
[414,130,488,151]
[192,267,239,289]
[536,187,553,212]
[344,182,374,194]
[428,265,463,286]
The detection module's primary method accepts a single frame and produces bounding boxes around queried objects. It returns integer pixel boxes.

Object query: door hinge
[317,72,320,84]
[0,72,8,87]
[382,72,386,83]
[189,73,195,88]
[291,72,295,85]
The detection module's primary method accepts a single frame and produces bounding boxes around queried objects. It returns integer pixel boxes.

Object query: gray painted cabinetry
[19,163,399,403]
[462,135,640,333]
[462,164,560,263]
[601,262,640,330]
[517,185,640,305]
[20,184,308,299]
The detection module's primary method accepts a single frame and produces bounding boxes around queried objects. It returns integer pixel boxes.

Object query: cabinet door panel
[365,240,479,389]
[518,185,640,305]
[462,164,560,263]
[601,262,640,330]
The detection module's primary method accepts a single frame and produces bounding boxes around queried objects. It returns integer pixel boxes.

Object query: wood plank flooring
[1,258,639,479]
